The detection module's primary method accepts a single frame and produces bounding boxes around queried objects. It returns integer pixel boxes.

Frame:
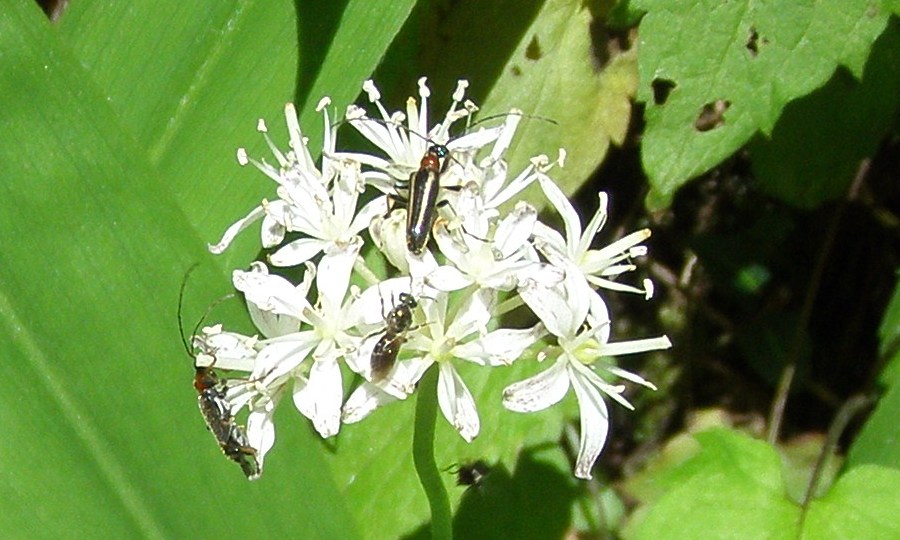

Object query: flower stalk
[413,366,453,540]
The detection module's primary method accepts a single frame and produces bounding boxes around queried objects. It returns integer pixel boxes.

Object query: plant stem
[412,365,452,540]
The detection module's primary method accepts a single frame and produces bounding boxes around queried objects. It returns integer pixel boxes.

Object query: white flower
[196,76,673,483]
[427,191,541,293]
[467,139,566,213]
[340,78,495,180]
[503,271,671,479]
[209,100,383,266]
[343,283,543,443]
[532,175,654,300]
[335,78,522,235]
[230,242,363,439]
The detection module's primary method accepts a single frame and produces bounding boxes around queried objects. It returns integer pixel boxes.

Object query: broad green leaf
[626,429,800,540]
[0,2,354,538]
[1,0,425,537]
[625,428,900,539]
[750,19,900,208]
[631,0,893,209]
[802,465,900,540]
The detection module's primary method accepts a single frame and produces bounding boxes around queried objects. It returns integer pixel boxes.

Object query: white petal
[234,266,307,319]
[567,358,633,410]
[531,221,568,257]
[487,162,540,209]
[432,225,471,272]
[283,103,315,173]
[406,248,440,282]
[479,158,509,206]
[436,363,480,442]
[502,358,570,412]
[316,238,361,309]
[208,205,265,254]
[605,365,658,390]
[269,237,327,267]
[516,262,565,288]
[576,192,609,257]
[380,357,432,399]
[194,327,257,371]
[332,165,363,227]
[568,364,610,480]
[538,175,581,257]
[489,111,521,161]
[293,357,342,438]
[601,336,672,357]
[375,209,410,272]
[260,212,287,248]
[444,288,492,341]
[446,126,502,152]
[342,383,398,424]
[425,265,472,292]
[518,273,587,338]
[587,289,611,331]
[454,324,544,366]
[493,202,536,260]
[247,395,278,468]
[344,333,380,376]
[247,301,299,339]
[350,197,389,236]
[254,336,316,380]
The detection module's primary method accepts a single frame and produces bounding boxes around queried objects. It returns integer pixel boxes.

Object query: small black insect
[370,292,419,381]
[455,460,492,489]
[179,265,261,480]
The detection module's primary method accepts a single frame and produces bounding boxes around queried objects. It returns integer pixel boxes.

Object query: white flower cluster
[198,78,671,480]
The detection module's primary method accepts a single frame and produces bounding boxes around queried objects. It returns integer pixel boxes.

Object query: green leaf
[626,429,800,540]
[0,0,421,537]
[625,428,900,539]
[478,0,638,206]
[802,465,900,540]
[847,273,900,470]
[750,18,900,208]
[0,2,355,537]
[631,0,893,209]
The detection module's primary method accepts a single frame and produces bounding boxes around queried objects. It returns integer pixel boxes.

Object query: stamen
[362,80,380,102]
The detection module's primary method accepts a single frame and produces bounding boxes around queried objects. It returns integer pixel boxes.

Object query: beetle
[369,292,419,381]
[178,265,261,480]
[401,144,451,255]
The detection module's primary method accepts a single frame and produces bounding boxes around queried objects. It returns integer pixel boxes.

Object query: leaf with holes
[631,0,894,209]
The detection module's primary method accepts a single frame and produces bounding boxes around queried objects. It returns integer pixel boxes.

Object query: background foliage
[1,0,898,538]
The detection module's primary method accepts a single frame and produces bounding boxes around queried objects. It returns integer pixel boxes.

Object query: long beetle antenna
[178,263,201,356]
[464,111,558,131]
[178,264,237,359]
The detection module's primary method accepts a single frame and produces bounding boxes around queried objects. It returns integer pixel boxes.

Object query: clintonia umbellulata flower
[195,77,671,479]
